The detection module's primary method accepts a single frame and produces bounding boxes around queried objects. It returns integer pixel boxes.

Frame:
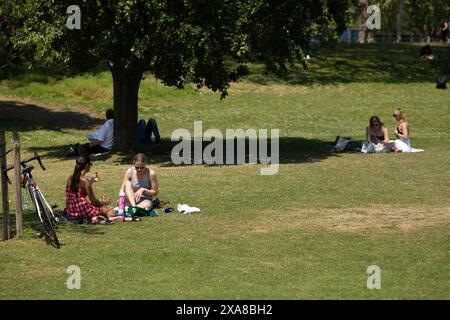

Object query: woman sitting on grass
[393,108,410,152]
[65,155,115,222]
[392,107,424,153]
[120,153,158,210]
[366,116,393,152]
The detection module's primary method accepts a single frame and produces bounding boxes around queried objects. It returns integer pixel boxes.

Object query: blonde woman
[120,153,158,210]
[393,108,423,153]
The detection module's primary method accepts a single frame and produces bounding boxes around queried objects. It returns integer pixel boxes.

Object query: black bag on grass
[436,76,447,89]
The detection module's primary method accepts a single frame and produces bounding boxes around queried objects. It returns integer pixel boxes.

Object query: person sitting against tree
[119,153,158,210]
[138,118,161,144]
[65,155,115,222]
[67,109,114,157]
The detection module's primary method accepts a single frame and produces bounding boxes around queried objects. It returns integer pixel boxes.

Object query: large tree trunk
[111,67,143,152]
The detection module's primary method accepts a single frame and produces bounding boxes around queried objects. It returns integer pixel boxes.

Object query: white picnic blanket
[394,139,424,153]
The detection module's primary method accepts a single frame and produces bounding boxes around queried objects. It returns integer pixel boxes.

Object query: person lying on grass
[119,153,158,210]
[65,155,115,222]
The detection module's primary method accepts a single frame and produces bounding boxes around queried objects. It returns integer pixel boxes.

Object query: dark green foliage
[0,1,35,76]
[1,0,350,150]
[4,0,350,96]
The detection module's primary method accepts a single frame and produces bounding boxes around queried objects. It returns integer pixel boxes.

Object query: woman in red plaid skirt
[65,155,114,221]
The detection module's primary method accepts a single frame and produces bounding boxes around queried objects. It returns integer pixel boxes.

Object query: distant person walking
[441,21,449,43]
[431,26,437,42]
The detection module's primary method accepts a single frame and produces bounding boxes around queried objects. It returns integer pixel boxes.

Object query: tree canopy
[348,0,449,42]
[2,0,350,151]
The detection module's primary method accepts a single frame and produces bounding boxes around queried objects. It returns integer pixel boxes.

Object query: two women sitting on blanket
[365,108,423,153]
[65,153,158,223]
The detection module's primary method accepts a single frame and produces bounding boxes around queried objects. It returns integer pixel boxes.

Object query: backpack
[331,136,354,153]
[436,76,447,89]
[137,119,147,143]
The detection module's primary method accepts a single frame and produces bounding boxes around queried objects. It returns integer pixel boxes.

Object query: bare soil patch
[218,205,450,235]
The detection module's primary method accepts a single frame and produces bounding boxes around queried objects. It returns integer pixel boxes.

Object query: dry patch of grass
[194,79,312,95]
[217,205,450,236]
[228,81,311,95]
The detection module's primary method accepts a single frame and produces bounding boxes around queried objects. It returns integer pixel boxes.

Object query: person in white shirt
[67,109,114,157]
[85,109,114,152]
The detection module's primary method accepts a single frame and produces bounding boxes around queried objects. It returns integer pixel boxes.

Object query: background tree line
[347,0,449,43]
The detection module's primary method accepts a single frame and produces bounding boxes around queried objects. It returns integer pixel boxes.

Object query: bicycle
[3,152,60,248]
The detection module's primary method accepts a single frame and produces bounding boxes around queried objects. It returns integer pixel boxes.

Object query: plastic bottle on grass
[117,192,126,216]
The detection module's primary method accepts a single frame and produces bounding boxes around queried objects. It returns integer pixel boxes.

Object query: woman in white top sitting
[120,153,158,210]
[393,108,413,152]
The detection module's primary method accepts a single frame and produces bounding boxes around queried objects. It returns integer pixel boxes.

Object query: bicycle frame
[3,152,60,248]
[23,171,55,223]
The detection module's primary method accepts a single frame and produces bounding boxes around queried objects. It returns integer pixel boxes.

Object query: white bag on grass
[361,140,375,153]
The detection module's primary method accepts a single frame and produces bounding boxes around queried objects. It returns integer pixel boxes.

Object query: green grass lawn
[1,43,450,299]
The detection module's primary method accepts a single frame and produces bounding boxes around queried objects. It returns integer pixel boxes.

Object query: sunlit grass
[0,43,450,299]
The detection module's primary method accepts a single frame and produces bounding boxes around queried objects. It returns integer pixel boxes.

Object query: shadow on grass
[24,137,339,166]
[26,144,114,161]
[3,44,448,95]
[0,99,102,132]
[0,209,106,246]
[244,43,450,86]
[59,222,106,236]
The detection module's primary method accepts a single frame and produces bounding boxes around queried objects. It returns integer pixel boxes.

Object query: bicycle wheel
[34,191,60,248]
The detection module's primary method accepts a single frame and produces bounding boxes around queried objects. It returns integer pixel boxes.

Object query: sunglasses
[135,166,145,170]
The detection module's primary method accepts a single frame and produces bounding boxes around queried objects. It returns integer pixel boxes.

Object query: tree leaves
[3,0,350,95]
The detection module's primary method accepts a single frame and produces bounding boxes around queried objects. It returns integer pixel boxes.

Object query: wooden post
[0,131,11,240]
[13,133,22,237]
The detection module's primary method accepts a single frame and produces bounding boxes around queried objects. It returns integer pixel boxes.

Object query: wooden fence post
[0,131,11,240]
[13,133,22,237]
